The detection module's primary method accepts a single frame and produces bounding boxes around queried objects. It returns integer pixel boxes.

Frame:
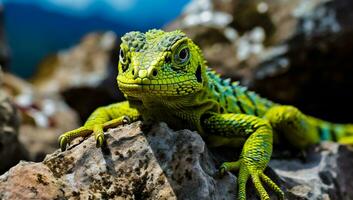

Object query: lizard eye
[173,44,190,66]
[119,48,128,64]
[119,47,130,73]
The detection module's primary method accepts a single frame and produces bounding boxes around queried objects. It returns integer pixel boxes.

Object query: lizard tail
[315,119,353,144]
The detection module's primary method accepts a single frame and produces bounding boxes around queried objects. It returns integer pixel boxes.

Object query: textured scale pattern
[206,70,275,117]
[59,29,353,200]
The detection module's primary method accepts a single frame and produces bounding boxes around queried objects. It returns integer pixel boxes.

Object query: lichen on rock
[1,121,353,199]
[0,122,236,199]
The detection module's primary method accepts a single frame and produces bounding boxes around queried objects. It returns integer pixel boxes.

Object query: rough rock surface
[1,122,353,199]
[270,143,353,200]
[0,71,27,173]
[0,122,236,200]
[166,0,353,122]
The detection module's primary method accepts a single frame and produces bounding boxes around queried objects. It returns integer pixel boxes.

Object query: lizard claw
[235,162,284,200]
[96,134,104,148]
[58,127,93,151]
[94,125,105,148]
[219,160,284,199]
[218,164,228,177]
[58,135,69,151]
[217,161,241,179]
[122,116,131,125]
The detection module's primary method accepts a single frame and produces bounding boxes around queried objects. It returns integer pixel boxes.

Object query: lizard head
[117,29,207,98]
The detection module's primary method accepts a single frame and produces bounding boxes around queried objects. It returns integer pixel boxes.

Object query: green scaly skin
[59,29,353,200]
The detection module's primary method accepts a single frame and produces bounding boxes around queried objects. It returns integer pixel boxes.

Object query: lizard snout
[132,66,158,80]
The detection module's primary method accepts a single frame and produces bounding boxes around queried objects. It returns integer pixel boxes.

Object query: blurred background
[1,0,189,78]
[1,0,353,174]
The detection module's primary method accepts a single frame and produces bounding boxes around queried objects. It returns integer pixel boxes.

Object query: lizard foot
[59,116,131,151]
[219,160,284,200]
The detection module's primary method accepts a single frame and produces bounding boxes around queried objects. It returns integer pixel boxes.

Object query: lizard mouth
[117,79,201,97]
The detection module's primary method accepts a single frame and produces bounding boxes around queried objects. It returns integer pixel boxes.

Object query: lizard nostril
[152,69,158,77]
[132,69,135,76]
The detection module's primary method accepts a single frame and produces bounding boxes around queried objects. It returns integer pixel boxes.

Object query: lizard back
[206,70,275,117]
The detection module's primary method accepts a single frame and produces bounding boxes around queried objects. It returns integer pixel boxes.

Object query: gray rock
[0,122,236,200]
[271,143,353,199]
[0,76,27,173]
[1,122,353,199]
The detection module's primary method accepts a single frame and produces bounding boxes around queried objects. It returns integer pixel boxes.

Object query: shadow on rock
[0,122,353,199]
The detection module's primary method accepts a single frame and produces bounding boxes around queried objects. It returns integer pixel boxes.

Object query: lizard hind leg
[334,124,353,145]
[264,105,320,149]
[265,105,353,146]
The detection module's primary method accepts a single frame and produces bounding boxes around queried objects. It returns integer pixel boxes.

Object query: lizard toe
[96,134,105,148]
[58,135,69,151]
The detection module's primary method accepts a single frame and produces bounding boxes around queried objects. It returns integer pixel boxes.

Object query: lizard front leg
[59,101,140,151]
[202,113,284,200]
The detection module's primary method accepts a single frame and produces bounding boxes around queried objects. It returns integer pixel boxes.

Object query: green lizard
[59,29,353,200]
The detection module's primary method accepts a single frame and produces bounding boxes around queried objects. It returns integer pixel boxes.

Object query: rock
[0,162,63,199]
[31,32,116,93]
[0,122,237,199]
[18,107,79,161]
[16,92,79,161]
[1,122,353,199]
[1,72,80,161]
[165,0,353,122]
[31,32,125,122]
[61,85,120,124]
[270,143,353,199]
[0,71,27,173]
